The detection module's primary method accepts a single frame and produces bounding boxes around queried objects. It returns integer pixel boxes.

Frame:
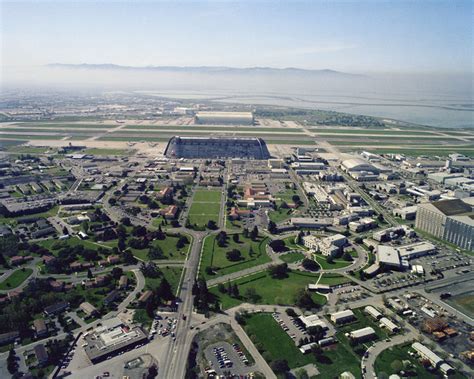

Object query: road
[158,229,207,379]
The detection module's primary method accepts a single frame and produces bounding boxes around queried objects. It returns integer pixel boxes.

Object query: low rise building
[330,310,355,324]
[348,326,376,342]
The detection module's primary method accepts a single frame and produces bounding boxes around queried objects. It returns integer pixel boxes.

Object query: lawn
[199,234,270,280]
[0,268,33,290]
[318,273,352,286]
[188,189,222,228]
[242,313,361,378]
[314,254,353,270]
[121,234,190,261]
[209,270,327,309]
[39,236,112,254]
[374,342,467,379]
[268,208,294,223]
[144,266,184,296]
[279,251,305,263]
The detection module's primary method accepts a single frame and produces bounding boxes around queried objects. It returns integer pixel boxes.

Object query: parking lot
[204,342,252,376]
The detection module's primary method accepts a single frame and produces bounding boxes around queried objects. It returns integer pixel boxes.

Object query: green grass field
[446,292,474,319]
[209,270,327,309]
[188,189,222,228]
[0,268,33,290]
[311,128,442,136]
[0,134,69,140]
[243,313,361,377]
[314,254,353,270]
[144,266,184,295]
[199,234,270,279]
[279,251,305,263]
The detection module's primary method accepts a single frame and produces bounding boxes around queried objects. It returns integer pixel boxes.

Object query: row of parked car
[212,346,233,369]
[232,343,250,366]
[272,312,299,341]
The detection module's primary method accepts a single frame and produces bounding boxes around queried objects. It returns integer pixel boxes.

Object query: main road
[158,229,207,379]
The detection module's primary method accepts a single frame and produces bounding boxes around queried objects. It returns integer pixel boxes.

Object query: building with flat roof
[164,136,270,159]
[348,327,376,342]
[83,320,148,364]
[330,310,355,324]
[416,198,473,251]
[298,314,329,330]
[364,306,383,321]
[194,111,254,125]
[412,342,454,375]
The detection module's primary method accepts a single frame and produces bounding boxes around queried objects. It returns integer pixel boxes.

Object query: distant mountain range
[46,63,363,77]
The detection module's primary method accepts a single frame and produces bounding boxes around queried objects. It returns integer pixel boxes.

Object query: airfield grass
[311,128,442,136]
[346,147,474,158]
[209,270,328,309]
[199,234,270,280]
[0,268,33,290]
[329,138,465,145]
[82,148,132,155]
[12,123,113,128]
[242,313,361,378]
[123,125,305,133]
[0,134,68,140]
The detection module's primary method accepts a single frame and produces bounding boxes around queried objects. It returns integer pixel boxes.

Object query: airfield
[1,116,473,158]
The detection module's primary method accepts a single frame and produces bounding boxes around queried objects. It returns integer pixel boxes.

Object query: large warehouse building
[415,198,474,251]
[194,111,254,125]
[164,136,270,159]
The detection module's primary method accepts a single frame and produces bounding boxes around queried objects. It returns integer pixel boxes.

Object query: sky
[1,0,473,73]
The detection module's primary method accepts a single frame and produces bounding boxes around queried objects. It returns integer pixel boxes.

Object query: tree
[270,359,290,374]
[148,245,164,260]
[118,238,127,252]
[295,289,317,310]
[390,360,403,373]
[87,268,93,279]
[111,267,123,280]
[342,252,353,261]
[269,239,286,252]
[62,226,69,235]
[292,194,301,205]
[244,287,261,303]
[307,325,324,341]
[216,231,227,247]
[268,263,289,279]
[217,283,226,293]
[310,343,324,361]
[268,220,277,234]
[231,284,239,298]
[157,278,174,301]
[232,234,240,243]
[285,308,297,318]
[205,266,214,276]
[250,226,259,240]
[326,255,334,264]
[226,249,242,262]
[81,221,89,234]
[207,220,217,230]
[108,197,117,206]
[122,250,137,265]
[302,258,319,271]
[242,228,249,238]
[147,365,158,379]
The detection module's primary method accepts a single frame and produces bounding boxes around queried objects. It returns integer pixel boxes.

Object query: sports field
[188,189,222,228]
[0,268,33,290]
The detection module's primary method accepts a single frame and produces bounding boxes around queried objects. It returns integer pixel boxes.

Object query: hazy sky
[1,0,472,73]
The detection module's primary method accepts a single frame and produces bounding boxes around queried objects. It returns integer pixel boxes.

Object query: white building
[364,306,382,321]
[348,326,376,342]
[411,342,454,375]
[379,317,399,333]
[330,310,355,324]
